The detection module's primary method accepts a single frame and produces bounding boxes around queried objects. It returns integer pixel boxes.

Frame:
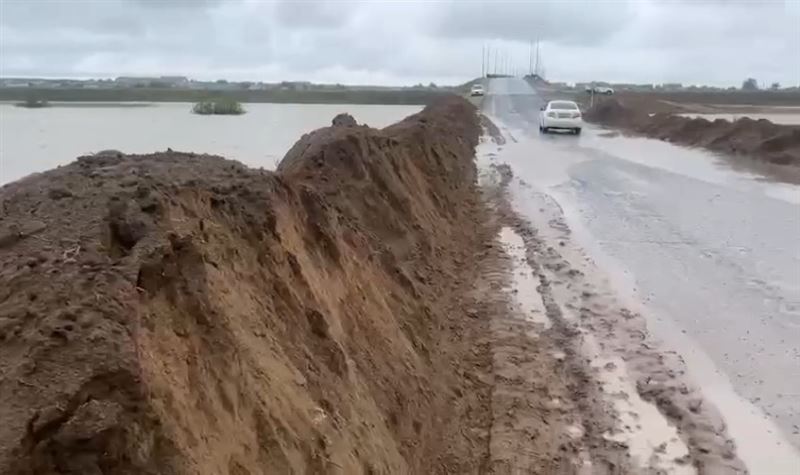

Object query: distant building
[659,83,684,91]
[115,76,189,87]
[1,79,31,88]
[278,81,313,91]
[159,76,189,87]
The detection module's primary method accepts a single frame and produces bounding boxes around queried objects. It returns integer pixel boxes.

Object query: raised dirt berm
[586,98,800,167]
[0,97,488,474]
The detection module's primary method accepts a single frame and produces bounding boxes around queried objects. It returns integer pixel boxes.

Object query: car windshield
[550,102,578,110]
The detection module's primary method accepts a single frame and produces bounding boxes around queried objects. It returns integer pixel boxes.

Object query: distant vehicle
[539,100,583,135]
[470,84,485,96]
[593,86,614,95]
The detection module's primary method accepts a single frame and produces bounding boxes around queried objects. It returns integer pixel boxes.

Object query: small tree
[770,82,781,91]
[192,98,245,115]
[741,78,759,90]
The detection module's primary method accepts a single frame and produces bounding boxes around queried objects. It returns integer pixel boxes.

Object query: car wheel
[541,127,549,134]
[574,128,582,135]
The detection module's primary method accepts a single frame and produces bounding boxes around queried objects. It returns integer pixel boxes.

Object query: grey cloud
[274,0,355,29]
[0,0,797,87]
[130,0,224,9]
[431,0,637,46]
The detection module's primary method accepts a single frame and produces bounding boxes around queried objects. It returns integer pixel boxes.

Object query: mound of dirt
[582,98,645,127]
[586,98,800,167]
[0,97,492,474]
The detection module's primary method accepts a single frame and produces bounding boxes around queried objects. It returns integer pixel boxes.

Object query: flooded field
[0,102,421,185]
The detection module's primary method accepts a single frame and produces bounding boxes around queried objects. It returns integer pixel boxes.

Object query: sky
[1,0,798,87]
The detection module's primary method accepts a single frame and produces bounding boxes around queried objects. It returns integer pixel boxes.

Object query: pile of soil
[586,98,800,166]
[0,97,492,473]
[582,98,647,127]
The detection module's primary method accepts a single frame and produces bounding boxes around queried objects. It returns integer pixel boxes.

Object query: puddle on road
[582,130,800,203]
[582,332,695,475]
[498,227,550,330]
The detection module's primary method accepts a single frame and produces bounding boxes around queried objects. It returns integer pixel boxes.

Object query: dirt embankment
[586,98,800,166]
[0,98,496,474]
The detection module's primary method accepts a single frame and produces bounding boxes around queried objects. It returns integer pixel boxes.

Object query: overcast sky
[1,0,798,87]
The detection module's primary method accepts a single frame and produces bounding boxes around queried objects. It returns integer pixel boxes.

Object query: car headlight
[573,112,581,118]
[547,112,556,118]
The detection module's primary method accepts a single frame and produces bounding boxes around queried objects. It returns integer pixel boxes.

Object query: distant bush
[192,98,245,115]
[741,78,759,91]
[15,97,50,108]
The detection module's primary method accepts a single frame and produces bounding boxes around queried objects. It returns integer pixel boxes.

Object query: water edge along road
[483,77,800,472]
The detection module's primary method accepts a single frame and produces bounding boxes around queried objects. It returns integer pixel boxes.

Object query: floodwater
[485,77,800,473]
[0,102,421,185]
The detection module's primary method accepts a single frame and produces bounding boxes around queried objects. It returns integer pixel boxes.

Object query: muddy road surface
[482,77,800,473]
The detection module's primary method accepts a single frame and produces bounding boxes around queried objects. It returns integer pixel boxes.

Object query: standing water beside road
[0,102,421,185]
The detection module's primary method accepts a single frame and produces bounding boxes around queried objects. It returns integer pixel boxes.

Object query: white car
[539,100,583,135]
[470,84,485,96]
[593,86,614,95]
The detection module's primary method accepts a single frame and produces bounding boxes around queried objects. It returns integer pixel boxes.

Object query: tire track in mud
[476,127,748,475]
[476,159,595,474]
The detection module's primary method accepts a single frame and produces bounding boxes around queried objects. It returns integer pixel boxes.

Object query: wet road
[483,78,800,460]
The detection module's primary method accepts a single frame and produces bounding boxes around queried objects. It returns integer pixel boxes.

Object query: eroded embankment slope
[586,98,800,167]
[0,98,491,474]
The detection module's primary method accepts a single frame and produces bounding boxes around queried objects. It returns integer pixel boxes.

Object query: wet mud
[475,128,749,474]
[585,98,800,169]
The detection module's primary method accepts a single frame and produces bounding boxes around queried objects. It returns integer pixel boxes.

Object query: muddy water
[498,227,550,330]
[484,77,800,472]
[0,102,421,185]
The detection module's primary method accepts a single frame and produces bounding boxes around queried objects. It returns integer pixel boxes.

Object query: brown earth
[610,90,800,114]
[542,86,800,115]
[585,98,800,167]
[0,97,501,474]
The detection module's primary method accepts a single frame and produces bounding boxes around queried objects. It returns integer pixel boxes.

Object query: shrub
[192,98,245,115]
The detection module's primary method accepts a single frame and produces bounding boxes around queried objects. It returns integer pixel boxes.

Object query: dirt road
[481,77,800,473]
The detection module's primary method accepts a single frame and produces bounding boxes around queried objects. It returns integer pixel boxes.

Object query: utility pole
[534,39,540,77]
[494,47,499,76]
[529,41,533,76]
[481,43,485,78]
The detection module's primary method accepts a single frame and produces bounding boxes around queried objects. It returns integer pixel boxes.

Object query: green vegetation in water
[192,98,245,115]
[15,97,50,108]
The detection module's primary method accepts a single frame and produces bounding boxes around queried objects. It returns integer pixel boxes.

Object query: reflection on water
[0,102,422,185]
